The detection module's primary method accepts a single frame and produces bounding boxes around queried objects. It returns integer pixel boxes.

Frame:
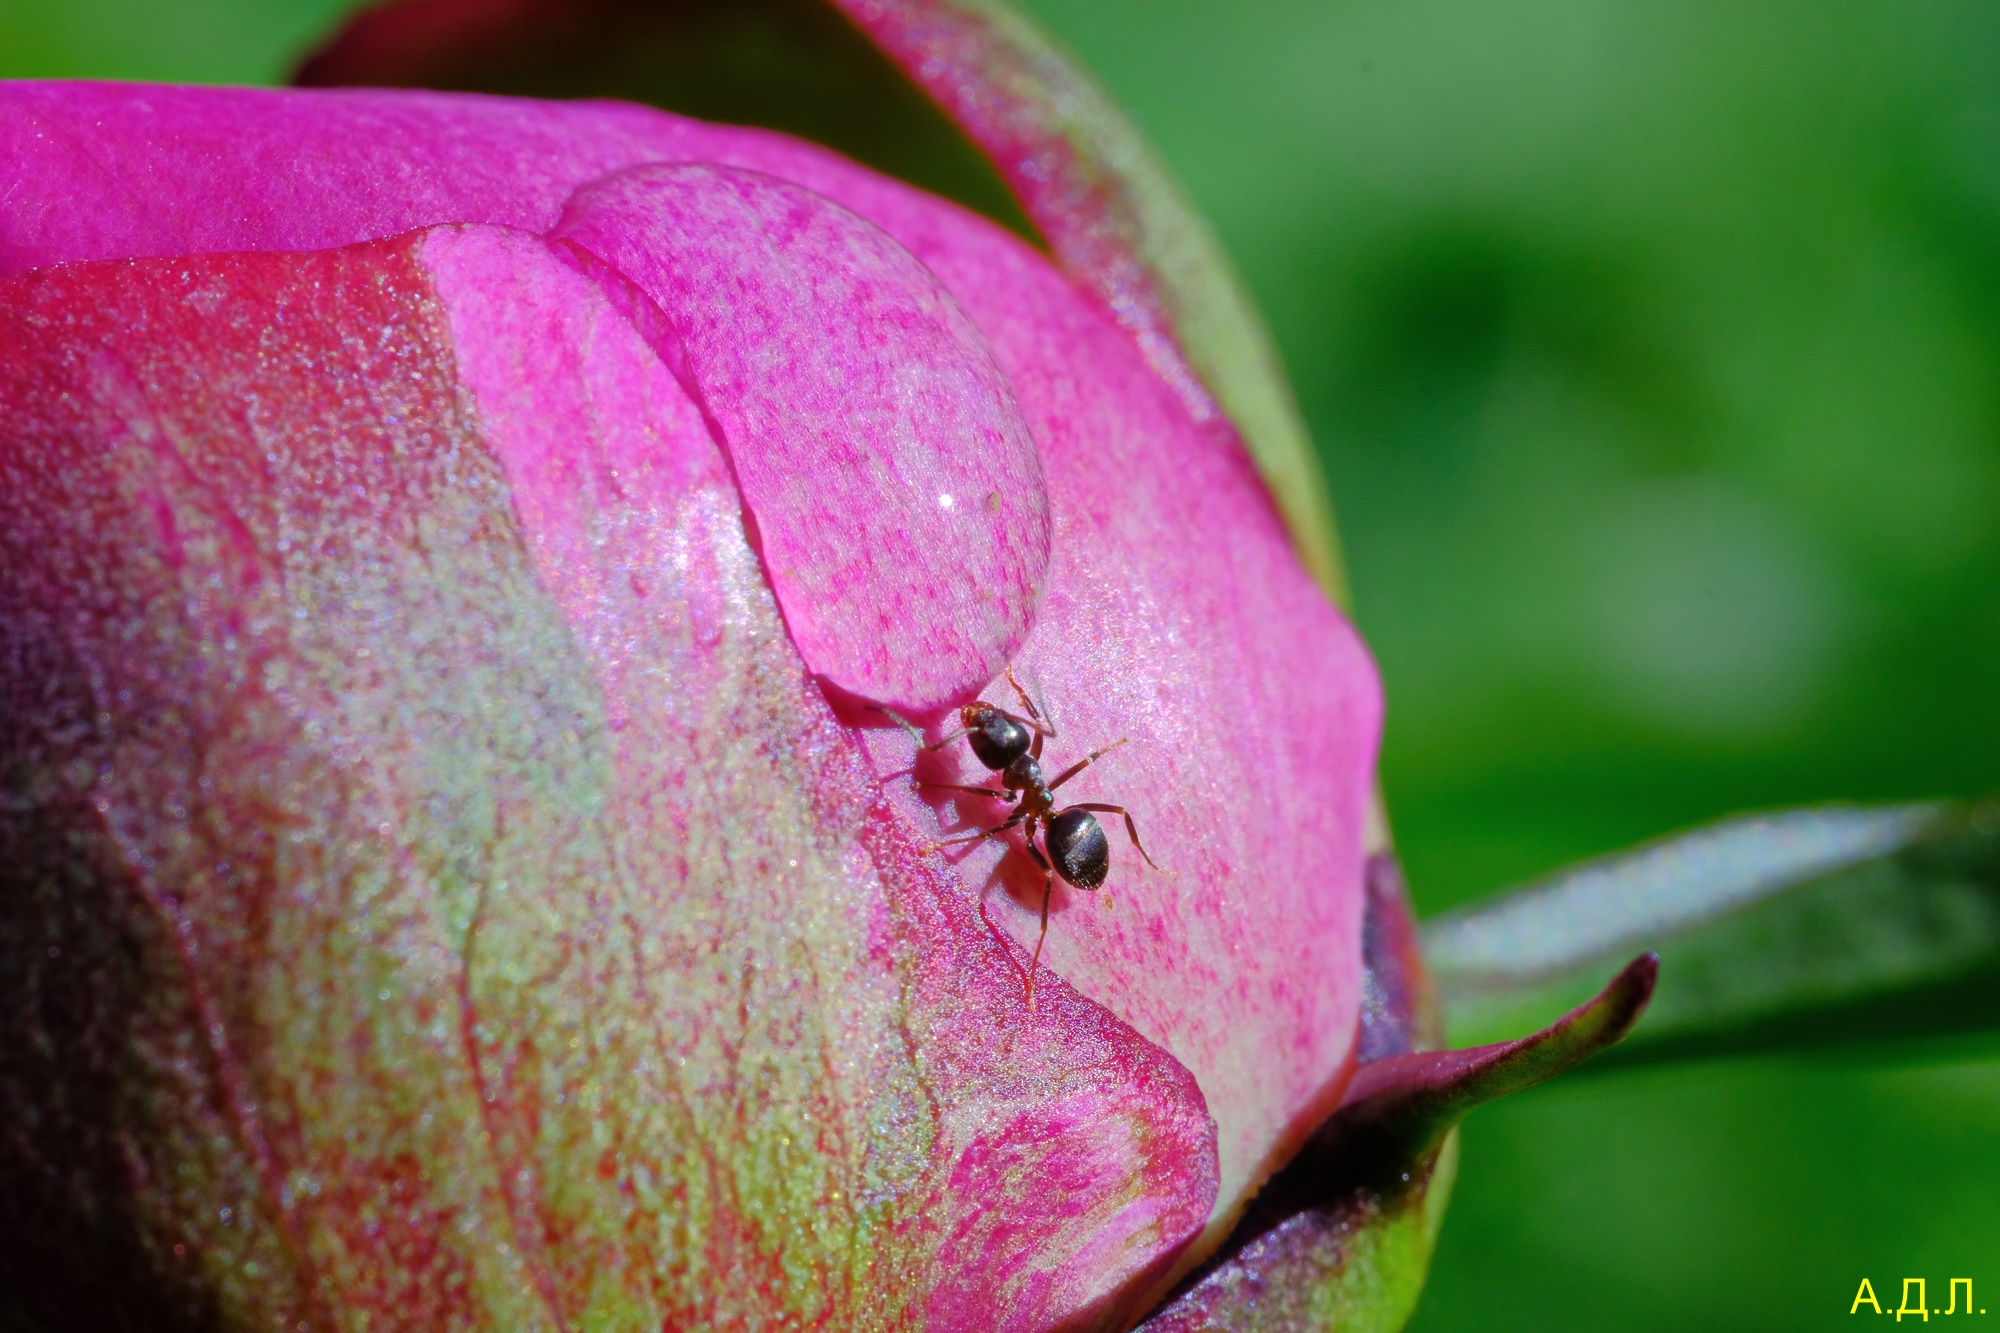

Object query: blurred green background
[4,0,1997,1326]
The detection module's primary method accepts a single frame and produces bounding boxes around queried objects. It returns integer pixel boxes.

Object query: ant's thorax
[1002,754,1052,808]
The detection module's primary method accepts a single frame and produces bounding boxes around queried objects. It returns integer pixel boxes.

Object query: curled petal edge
[1139,952,1658,1331]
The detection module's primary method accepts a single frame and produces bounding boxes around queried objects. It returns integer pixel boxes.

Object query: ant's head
[961,701,1033,770]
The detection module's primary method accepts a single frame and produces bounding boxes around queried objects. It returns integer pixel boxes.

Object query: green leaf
[1424,797,2000,1062]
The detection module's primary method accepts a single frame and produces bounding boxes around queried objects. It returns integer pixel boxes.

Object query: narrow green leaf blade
[1425,798,2000,1061]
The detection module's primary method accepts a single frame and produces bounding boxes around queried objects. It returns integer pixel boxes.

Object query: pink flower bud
[0,82,1380,1330]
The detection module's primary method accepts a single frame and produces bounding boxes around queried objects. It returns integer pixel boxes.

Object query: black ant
[882,667,1166,1006]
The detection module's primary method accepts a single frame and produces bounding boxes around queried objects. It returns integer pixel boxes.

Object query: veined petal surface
[0,230,1213,1331]
[0,81,1384,1326]
[553,164,1048,712]
[851,221,1379,1278]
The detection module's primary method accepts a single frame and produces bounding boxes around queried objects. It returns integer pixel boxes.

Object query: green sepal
[1140,956,1655,1331]
[1426,797,2000,1062]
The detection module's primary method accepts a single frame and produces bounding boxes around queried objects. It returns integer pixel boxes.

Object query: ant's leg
[1004,665,1058,740]
[926,808,1026,853]
[1067,803,1171,874]
[876,705,929,747]
[929,828,1003,851]
[978,882,1033,999]
[877,706,976,754]
[916,781,1013,800]
[1046,738,1130,792]
[1023,834,1055,1010]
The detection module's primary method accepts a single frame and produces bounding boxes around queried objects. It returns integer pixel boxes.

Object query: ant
[882,667,1166,1007]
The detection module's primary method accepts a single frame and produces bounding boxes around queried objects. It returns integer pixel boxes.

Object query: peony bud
[0,82,1379,1331]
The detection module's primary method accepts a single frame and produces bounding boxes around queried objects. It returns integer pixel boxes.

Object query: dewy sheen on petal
[851,223,1382,1291]
[0,80,1381,1319]
[0,227,1214,1329]
[397,221,1216,1328]
[551,164,1050,712]
[0,82,989,280]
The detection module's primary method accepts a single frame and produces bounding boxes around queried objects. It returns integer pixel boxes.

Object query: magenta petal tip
[553,163,1052,712]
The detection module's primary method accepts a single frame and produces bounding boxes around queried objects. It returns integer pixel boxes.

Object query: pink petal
[851,227,1382,1277]
[830,0,1350,600]
[422,221,1210,1327]
[0,229,1214,1329]
[0,81,994,281]
[0,80,1386,1310]
[827,0,1216,422]
[551,164,1048,711]
[279,0,1351,599]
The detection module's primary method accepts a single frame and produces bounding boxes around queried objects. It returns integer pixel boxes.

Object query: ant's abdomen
[1047,808,1110,889]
